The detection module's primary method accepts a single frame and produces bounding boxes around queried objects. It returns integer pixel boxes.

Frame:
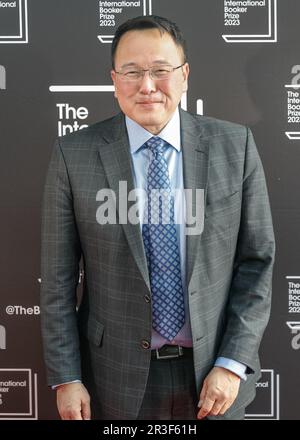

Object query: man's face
[111,29,189,134]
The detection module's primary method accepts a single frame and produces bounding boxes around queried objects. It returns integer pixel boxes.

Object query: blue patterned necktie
[142,136,185,341]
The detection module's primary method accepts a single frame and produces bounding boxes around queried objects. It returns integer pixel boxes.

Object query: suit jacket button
[141,340,150,349]
[144,295,151,303]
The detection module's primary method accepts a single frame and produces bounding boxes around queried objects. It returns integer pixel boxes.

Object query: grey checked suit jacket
[40,108,275,419]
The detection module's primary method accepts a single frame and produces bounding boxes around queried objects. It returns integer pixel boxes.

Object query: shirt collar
[125,107,181,154]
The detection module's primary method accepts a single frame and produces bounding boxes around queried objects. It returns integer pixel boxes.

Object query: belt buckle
[155,345,183,359]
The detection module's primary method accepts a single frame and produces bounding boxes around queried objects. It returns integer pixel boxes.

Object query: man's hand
[56,383,91,420]
[197,367,240,419]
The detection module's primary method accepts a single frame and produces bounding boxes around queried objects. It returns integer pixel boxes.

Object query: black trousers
[137,350,245,420]
[137,349,199,420]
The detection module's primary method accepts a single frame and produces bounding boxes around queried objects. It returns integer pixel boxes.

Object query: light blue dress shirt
[126,107,247,381]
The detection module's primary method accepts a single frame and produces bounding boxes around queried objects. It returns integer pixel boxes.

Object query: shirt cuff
[215,357,247,381]
[51,380,82,390]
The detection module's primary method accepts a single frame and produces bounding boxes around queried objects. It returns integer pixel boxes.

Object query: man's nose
[138,71,157,94]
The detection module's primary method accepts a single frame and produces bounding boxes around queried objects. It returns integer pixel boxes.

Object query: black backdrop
[0,0,299,420]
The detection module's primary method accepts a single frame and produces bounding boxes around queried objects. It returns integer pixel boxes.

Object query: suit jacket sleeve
[217,128,275,374]
[40,138,82,385]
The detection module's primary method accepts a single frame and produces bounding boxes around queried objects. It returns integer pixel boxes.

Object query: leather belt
[151,344,193,360]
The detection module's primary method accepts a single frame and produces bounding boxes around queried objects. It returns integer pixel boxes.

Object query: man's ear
[182,63,190,93]
[111,70,118,98]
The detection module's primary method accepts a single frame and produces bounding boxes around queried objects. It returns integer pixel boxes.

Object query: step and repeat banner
[0,0,299,420]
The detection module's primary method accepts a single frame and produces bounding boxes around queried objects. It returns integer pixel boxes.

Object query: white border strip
[285,84,300,88]
[49,85,115,92]
[286,322,300,330]
[285,132,300,140]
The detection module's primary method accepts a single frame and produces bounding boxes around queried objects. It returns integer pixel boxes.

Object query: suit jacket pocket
[205,190,241,218]
[86,317,105,347]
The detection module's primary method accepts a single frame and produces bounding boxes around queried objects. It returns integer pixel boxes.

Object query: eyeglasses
[114,63,186,82]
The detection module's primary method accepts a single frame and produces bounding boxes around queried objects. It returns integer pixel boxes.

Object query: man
[40,15,275,420]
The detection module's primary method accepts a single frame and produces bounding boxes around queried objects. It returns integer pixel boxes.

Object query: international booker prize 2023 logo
[285,276,300,350]
[56,103,89,137]
[0,316,38,419]
[0,369,38,419]
[222,0,277,43]
[245,369,280,419]
[97,0,152,44]
[285,66,300,140]
[0,0,28,44]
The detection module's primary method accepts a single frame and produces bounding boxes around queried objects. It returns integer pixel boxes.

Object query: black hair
[111,15,187,69]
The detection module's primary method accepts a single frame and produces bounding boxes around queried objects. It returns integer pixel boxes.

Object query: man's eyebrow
[119,62,139,69]
[151,60,171,65]
[119,60,171,69]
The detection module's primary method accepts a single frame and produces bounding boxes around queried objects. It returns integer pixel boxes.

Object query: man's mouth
[137,101,163,105]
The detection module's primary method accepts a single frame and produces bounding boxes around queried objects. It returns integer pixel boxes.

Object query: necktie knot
[145,136,167,156]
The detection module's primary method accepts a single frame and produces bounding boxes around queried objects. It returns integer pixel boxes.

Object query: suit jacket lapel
[180,109,209,286]
[96,113,150,291]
